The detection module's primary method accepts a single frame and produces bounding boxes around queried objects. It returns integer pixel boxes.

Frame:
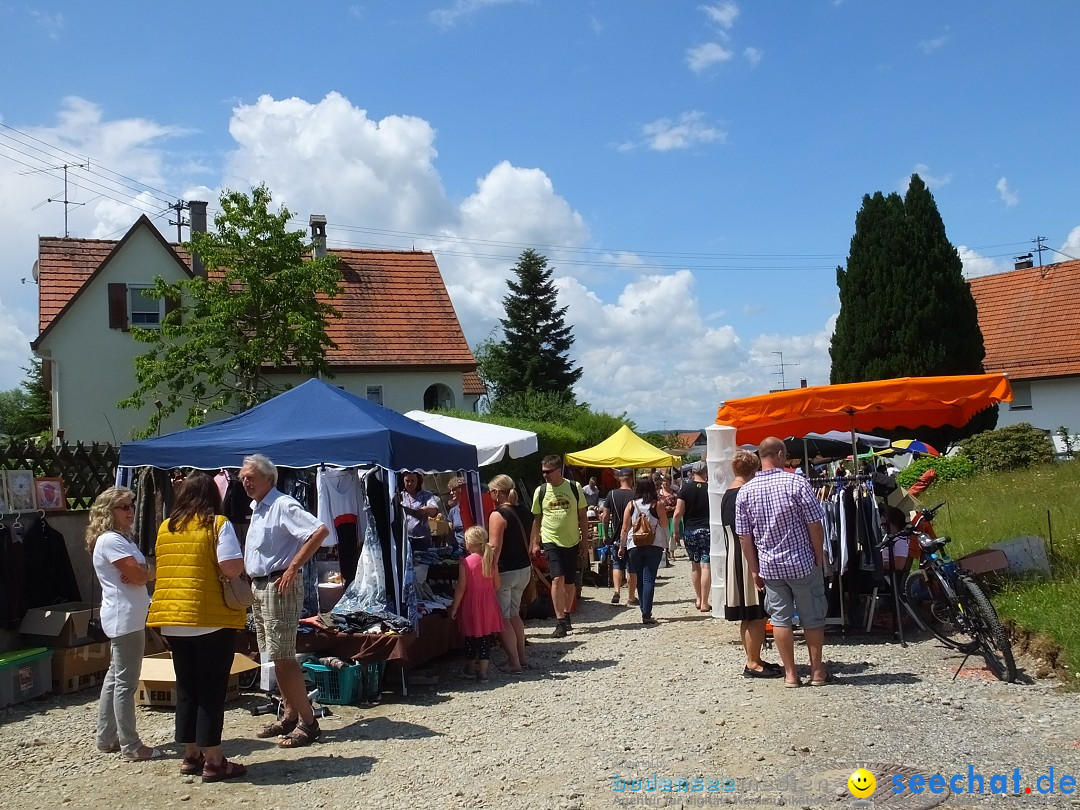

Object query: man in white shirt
[240,454,329,748]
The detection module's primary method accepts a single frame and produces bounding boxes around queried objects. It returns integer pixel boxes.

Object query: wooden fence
[0,439,118,511]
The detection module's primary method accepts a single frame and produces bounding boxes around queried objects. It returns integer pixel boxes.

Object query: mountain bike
[881,502,1016,682]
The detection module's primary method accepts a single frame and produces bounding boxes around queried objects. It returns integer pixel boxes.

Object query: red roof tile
[462,371,486,395]
[35,222,474,370]
[968,259,1080,380]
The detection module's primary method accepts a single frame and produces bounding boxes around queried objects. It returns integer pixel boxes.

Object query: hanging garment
[221,476,252,524]
[0,523,27,627]
[317,467,365,585]
[134,467,172,556]
[333,475,391,617]
[23,515,81,608]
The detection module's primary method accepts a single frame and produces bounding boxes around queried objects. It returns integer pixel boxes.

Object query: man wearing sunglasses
[529,455,589,638]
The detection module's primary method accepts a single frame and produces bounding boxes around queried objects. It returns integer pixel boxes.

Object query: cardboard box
[136,652,259,708]
[20,602,98,647]
[51,641,111,695]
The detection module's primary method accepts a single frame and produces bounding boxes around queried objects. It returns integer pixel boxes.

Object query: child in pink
[450,526,504,682]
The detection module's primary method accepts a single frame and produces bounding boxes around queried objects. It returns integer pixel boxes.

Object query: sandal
[201,758,247,783]
[279,721,321,748]
[610,592,620,605]
[627,598,639,607]
[121,745,164,762]
[96,742,120,754]
[256,718,298,739]
[180,753,205,776]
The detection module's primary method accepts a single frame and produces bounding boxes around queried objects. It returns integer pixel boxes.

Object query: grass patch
[927,459,1080,679]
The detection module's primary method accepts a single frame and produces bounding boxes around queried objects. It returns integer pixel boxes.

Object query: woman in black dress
[722,450,781,678]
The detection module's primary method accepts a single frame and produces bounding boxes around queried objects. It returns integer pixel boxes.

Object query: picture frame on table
[35,476,66,511]
[7,469,36,512]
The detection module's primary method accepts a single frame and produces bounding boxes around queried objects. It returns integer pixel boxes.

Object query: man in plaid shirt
[735,437,829,688]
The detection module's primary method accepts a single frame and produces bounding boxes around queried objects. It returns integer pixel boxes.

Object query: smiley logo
[848,768,876,798]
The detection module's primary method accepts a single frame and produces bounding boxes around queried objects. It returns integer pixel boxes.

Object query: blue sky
[1,1,1078,430]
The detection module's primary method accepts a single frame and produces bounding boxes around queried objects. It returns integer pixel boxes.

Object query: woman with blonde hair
[722,450,780,678]
[88,486,161,761]
[486,473,532,674]
[147,471,248,782]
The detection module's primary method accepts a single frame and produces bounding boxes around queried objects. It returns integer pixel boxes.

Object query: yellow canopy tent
[565,425,680,469]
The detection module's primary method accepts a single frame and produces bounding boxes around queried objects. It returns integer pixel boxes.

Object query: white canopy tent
[403,411,539,467]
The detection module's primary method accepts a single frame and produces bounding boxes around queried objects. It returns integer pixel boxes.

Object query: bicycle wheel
[903,569,975,652]
[956,574,1017,682]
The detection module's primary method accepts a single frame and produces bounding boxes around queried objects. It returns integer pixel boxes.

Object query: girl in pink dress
[450,526,504,682]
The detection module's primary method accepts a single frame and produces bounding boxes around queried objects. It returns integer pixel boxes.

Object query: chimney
[310,214,328,259]
[800,379,808,388]
[1013,253,1033,271]
[189,200,208,278]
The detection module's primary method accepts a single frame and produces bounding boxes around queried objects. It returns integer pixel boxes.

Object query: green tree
[120,184,342,437]
[0,360,51,440]
[485,249,582,402]
[830,173,995,446]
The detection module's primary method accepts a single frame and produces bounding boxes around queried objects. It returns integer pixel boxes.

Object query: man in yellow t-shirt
[530,454,589,638]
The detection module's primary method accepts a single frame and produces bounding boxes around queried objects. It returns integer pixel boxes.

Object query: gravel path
[1,563,1077,810]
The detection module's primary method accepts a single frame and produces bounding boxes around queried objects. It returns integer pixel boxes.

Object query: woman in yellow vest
[148,471,248,783]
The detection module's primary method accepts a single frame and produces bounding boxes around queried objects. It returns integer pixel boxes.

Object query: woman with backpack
[619,475,667,626]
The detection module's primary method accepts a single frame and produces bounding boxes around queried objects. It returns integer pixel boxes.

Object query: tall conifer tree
[830,174,995,444]
[488,249,582,400]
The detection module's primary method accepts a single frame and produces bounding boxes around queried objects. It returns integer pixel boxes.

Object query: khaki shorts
[496,566,532,618]
[763,567,827,630]
[252,572,303,662]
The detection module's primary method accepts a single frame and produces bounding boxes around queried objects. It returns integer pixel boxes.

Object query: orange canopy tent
[716,374,1012,446]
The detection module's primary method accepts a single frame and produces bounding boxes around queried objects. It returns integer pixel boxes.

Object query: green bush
[895,454,976,488]
[960,422,1055,473]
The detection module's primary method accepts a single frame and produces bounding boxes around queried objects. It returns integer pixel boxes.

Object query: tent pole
[802,438,810,475]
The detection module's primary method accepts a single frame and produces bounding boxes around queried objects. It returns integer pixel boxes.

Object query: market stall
[565,425,679,469]
[117,379,480,687]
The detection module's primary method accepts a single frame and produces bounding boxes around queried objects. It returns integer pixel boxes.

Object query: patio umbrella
[784,431,891,463]
[890,439,940,456]
[716,374,1013,453]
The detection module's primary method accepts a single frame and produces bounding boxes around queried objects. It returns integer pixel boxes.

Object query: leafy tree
[830,174,995,446]
[0,360,50,440]
[485,249,582,402]
[120,184,342,437]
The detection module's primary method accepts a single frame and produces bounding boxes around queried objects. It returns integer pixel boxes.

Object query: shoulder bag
[210,516,254,611]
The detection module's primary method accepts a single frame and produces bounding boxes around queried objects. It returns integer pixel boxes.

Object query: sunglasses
[541,468,559,475]
[114,503,135,512]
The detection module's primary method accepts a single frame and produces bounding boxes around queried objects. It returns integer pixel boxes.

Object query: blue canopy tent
[117,380,478,680]
[117,378,477,471]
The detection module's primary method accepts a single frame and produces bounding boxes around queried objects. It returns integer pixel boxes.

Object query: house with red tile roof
[968,258,1080,448]
[31,208,481,443]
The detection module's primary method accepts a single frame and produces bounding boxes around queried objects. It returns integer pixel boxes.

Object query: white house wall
[993,376,1080,451]
[36,227,193,443]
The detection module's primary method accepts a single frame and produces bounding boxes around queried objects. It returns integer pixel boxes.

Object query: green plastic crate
[302,661,362,705]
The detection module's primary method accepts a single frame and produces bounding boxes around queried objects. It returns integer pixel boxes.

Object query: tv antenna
[22,161,90,237]
[772,350,799,391]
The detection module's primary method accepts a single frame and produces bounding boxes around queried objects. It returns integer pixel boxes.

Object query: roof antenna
[21,161,90,237]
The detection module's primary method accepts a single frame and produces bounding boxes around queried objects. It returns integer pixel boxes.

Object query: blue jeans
[628,546,664,619]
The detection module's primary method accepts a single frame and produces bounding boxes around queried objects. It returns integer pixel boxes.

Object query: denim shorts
[609,546,630,572]
[763,567,827,630]
[683,527,711,564]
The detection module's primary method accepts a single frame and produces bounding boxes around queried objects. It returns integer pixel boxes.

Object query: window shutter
[108,283,128,330]
[164,293,181,325]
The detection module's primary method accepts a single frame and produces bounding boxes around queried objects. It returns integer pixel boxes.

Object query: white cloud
[1059,226,1080,260]
[686,42,735,73]
[27,9,64,39]
[743,46,763,67]
[996,176,1019,207]
[635,111,727,152]
[906,163,953,191]
[958,245,1009,279]
[429,0,523,28]
[701,2,739,30]
[917,32,949,54]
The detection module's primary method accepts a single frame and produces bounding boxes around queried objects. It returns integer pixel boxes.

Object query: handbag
[209,518,255,611]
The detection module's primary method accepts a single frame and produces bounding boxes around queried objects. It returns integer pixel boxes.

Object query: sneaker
[551,620,568,638]
[563,615,573,630]
[610,592,620,605]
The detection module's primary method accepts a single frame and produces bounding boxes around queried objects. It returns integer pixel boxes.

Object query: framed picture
[35,477,66,511]
[0,472,9,512]
[6,469,35,512]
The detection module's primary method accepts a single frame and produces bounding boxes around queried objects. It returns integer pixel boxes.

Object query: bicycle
[880,502,1017,683]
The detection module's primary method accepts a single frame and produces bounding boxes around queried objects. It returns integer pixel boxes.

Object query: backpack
[631,502,656,546]
[537,479,581,513]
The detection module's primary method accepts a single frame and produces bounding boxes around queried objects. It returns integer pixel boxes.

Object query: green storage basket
[301,661,362,705]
